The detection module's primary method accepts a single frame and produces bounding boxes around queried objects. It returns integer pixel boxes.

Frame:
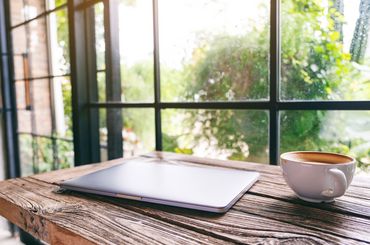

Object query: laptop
[60,157,259,213]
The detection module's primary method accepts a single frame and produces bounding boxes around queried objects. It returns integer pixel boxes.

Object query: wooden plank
[3,178,366,245]
[84,191,368,245]
[31,153,370,219]
[2,152,369,244]
[234,194,370,243]
[0,178,231,245]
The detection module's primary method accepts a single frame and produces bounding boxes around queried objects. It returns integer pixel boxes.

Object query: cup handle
[321,168,347,198]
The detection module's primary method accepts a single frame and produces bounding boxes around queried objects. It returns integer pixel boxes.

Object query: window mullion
[269,0,280,165]
[153,0,162,151]
[104,0,123,159]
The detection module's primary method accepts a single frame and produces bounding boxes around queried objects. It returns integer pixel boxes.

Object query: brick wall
[11,0,52,136]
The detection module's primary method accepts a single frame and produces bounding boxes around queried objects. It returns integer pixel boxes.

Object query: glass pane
[162,109,269,163]
[281,0,370,101]
[10,0,25,26]
[56,139,74,169]
[15,81,28,110]
[99,108,155,160]
[119,0,154,102]
[10,0,46,26]
[97,71,106,102]
[16,79,52,135]
[12,17,49,79]
[53,76,73,137]
[47,0,67,10]
[19,135,73,176]
[280,110,370,171]
[48,9,70,75]
[95,2,105,71]
[12,26,27,80]
[17,110,32,133]
[160,0,270,102]
[33,136,54,173]
[19,134,33,176]
[33,79,53,135]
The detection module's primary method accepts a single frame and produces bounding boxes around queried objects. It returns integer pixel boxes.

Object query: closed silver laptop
[60,157,259,213]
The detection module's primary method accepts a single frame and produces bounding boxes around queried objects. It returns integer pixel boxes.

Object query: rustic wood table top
[0,151,369,244]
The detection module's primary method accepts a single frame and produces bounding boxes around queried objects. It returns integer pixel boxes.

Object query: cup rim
[280,151,355,166]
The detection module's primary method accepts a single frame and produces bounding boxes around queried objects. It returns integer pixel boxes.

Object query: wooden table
[0,152,369,244]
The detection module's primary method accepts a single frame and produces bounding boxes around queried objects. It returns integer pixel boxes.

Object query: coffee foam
[282,152,353,165]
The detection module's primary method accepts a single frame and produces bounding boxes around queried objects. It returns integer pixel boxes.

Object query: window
[9,0,72,175]
[2,0,370,173]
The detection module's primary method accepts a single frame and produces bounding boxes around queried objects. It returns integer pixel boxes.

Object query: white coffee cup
[280,151,356,203]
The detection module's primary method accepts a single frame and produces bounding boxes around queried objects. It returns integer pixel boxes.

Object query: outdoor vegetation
[16,0,370,174]
[117,0,370,170]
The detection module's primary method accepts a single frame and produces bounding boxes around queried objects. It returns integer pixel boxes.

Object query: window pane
[12,17,49,79]
[119,0,154,102]
[47,0,67,10]
[53,76,73,137]
[281,0,370,101]
[280,110,370,171]
[97,71,106,102]
[32,79,53,135]
[10,0,46,26]
[160,0,270,102]
[19,135,72,176]
[162,109,269,163]
[12,25,27,80]
[15,77,71,137]
[15,79,52,135]
[19,135,54,176]
[94,2,105,71]
[15,81,29,110]
[56,139,74,169]
[99,108,155,160]
[19,134,33,176]
[48,9,70,75]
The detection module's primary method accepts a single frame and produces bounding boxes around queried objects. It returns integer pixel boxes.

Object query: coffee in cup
[280,151,356,203]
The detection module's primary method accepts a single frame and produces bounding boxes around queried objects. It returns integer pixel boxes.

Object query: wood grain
[0,152,369,244]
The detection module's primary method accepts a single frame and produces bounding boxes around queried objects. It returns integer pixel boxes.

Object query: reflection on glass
[99,108,155,160]
[162,109,269,163]
[119,0,154,102]
[281,0,370,101]
[280,110,370,171]
[159,0,269,102]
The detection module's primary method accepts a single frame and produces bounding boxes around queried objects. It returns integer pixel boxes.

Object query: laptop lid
[60,157,259,213]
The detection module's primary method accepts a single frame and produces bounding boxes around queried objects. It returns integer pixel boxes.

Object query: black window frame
[0,0,74,175]
[2,0,370,174]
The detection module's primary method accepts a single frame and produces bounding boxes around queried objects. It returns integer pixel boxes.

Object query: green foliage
[28,0,370,172]
[183,35,268,101]
[161,0,370,170]
[121,61,154,102]
[281,0,352,100]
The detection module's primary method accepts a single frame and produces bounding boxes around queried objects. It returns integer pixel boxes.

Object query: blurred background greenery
[17,0,370,174]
